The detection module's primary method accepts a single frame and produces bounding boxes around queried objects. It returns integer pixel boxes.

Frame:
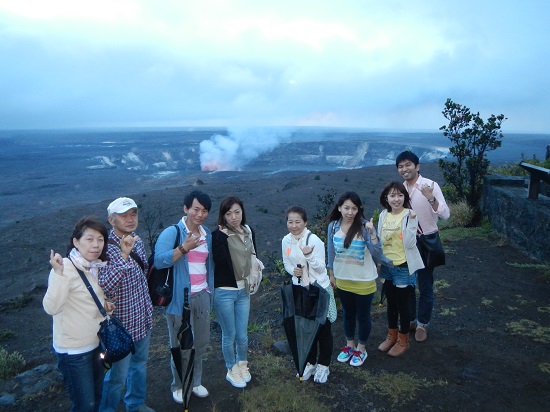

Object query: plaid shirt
[98,229,153,341]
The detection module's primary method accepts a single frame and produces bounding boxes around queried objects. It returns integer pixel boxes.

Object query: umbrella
[171,288,195,412]
[281,281,329,381]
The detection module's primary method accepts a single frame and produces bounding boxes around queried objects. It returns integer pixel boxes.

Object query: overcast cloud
[0,0,548,132]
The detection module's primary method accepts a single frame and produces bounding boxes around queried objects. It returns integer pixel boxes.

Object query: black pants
[384,280,414,333]
[306,320,333,366]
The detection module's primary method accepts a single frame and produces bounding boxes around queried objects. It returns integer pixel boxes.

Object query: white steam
[199,127,293,171]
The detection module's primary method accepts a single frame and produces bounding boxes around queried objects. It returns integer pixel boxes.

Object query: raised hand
[50,249,64,276]
[300,244,315,256]
[120,234,139,256]
[420,181,435,199]
[182,231,206,252]
[409,209,417,219]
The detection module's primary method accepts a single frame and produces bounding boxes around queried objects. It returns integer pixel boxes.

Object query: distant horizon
[0,125,548,135]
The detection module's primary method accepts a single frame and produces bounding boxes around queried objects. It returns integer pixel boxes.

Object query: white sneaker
[192,385,209,397]
[313,364,330,384]
[238,360,251,383]
[296,362,317,380]
[172,389,183,404]
[226,364,246,388]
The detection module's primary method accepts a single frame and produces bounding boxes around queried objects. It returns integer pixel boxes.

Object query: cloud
[0,1,549,132]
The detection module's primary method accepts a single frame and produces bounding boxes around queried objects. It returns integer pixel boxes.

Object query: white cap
[107,197,138,215]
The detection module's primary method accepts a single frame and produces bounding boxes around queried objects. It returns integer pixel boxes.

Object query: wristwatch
[428,198,436,205]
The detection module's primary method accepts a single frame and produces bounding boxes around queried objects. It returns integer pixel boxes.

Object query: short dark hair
[285,206,308,223]
[380,181,411,211]
[396,150,419,167]
[67,215,109,261]
[183,190,212,211]
[217,196,247,227]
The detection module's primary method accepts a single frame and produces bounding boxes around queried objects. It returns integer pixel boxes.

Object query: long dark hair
[326,191,365,248]
[380,181,411,212]
[67,215,109,261]
[217,196,247,227]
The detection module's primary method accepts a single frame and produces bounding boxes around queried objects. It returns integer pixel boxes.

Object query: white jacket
[282,229,330,289]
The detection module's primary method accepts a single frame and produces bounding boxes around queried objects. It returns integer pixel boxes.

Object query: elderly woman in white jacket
[282,206,336,384]
[376,181,424,357]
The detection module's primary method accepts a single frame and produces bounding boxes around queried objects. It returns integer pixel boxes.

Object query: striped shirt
[98,229,153,341]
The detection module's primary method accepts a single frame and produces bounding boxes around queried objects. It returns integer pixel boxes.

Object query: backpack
[147,224,181,306]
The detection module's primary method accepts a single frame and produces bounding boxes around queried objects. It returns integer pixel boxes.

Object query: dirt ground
[1,165,549,411]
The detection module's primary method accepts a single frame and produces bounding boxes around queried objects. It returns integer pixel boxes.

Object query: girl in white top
[282,206,336,384]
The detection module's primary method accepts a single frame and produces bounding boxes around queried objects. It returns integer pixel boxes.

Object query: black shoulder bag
[416,223,445,268]
[70,258,135,368]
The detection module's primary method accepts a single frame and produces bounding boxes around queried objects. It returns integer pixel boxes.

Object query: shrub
[0,348,26,380]
[0,329,16,343]
[439,200,475,228]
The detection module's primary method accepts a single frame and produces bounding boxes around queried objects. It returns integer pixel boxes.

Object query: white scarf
[69,248,107,282]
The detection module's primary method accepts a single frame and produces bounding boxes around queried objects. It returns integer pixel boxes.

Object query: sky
[1,0,549,132]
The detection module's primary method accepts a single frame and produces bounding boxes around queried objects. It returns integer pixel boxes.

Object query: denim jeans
[100,330,152,412]
[337,288,374,345]
[409,266,435,327]
[379,265,416,287]
[214,288,250,369]
[56,346,104,412]
[166,289,211,390]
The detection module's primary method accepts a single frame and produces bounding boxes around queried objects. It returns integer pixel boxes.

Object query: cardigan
[377,209,425,275]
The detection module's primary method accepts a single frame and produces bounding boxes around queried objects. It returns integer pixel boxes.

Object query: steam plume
[200,127,293,171]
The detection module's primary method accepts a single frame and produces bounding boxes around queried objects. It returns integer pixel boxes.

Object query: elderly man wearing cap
[99,197,155,412]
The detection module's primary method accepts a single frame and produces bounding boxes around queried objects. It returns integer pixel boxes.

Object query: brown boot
[378,328,398,352]
[388,332,410,357]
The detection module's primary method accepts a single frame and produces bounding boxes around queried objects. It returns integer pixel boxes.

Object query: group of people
[43,150,449,410]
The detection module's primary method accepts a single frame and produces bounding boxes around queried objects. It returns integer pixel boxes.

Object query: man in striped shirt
[99,197,155,412]
[154,190,214,405]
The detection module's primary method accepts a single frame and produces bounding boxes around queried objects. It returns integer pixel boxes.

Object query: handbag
[245,225,264,295]
[416,228,445,268]
[70,258,135,367]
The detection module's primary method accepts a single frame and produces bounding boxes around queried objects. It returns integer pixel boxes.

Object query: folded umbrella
[171,287,195,412]
[281,281,329,381]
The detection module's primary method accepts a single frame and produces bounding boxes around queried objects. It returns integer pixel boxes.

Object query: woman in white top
[326,192,387,368]
[282,206,336,384]
[43,216,113,412]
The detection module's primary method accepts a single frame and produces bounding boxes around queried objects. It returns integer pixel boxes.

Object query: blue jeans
[409,266,435,327]
[100,330,151,412]
[337,288,374,345]
[379,265,416,287]
[57,346,104,412]
[214,288,250,369]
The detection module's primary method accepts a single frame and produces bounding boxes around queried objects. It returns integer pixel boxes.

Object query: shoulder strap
[108,238,145,271]
[306,232,312,245]
[244,224,257,255]
[172,224,181,248]
[68,257,107,317]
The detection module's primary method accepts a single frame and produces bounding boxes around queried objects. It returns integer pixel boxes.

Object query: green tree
[439,98,506,222]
